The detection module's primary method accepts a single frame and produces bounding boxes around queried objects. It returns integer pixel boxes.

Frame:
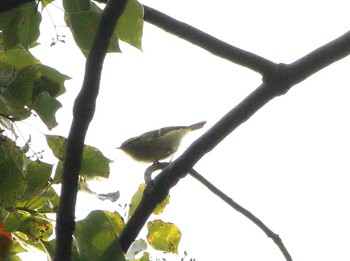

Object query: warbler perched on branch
[118,121,206,163]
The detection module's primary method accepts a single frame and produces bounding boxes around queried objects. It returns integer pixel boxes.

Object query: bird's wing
[145,126,184,140]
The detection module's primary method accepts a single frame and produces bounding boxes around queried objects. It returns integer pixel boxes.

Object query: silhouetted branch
[144,162,292,260]
[188,169,292,261]
[54,0,127,260]
[3,2,350,261]
[118,31,350,258]
[143,5,275,75]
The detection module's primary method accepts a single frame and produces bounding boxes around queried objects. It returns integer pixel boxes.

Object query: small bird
[118,121,206,163]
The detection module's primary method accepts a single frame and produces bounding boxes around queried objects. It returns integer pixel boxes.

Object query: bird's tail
[188,121,206,131]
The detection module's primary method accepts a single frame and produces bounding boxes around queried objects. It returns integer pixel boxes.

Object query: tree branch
[118,31,350,255]
[145,162,292,260]
[119,80,277,252]
[290,31,350,82]
[3,2,350,260]
[188,169,292,261]
[53,0,127,260]
[143,5,276,75]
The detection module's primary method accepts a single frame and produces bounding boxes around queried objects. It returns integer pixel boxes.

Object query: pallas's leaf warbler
[118,121,206,163]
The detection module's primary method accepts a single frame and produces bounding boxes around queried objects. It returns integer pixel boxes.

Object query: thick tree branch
[290,32,350,82]
[119,80,277,252]
[54,0,127,260]
[0,0,274,76]
[143,5,276,75]
[3,2,350,260]
[118,32,350,256]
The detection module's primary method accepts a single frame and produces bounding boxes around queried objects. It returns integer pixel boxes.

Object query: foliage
[0,0,180,260]
[46,135,112,182]
[63,0,143,57]
[74,210,125,261]
[129,183,170,219]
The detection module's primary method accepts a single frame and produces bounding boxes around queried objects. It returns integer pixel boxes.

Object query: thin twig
[144,162,292,260]
[189,168,292,261]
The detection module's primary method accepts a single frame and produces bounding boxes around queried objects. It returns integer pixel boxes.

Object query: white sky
[18,0,350,260]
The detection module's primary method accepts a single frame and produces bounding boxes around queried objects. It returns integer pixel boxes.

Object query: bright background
[19,0,350,260]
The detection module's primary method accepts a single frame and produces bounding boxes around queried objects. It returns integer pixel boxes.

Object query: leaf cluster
[64,0,143,56]
[0,0,183,260]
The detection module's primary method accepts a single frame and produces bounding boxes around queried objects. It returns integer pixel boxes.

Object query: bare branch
[143,5,276,75]
[144,162,292,260]
[290,31,350,83]
[54,0,127,260]
[188,169,292,261]
[118,31,350,255]
[3,2,350,260]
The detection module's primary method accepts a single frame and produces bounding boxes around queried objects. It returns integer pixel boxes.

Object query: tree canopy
[1,0,350,261]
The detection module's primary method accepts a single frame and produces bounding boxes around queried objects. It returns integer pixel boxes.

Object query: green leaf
[25,161,52,189]
[45,135,66,161]
[63,0,91,12]
[3,212,28,233]
[153,194,170,215]
[128,183,146,218]
[128,184,170,219]
[74,210,125,261]
[147,220,181,254]
[31,91,62,130]
[5,211,52,242]
[52,161,64,184]
[46,135,112,181]
[35,187,59,213]
[0,2,41,50]
[40,0,55,9]
[6,64,67,104]
[0,48,40,70]
[18,215,53,242]
[40,239,81,261]
[128,184,145,219]
[100,238,125,261]
[136,251,150,261]
[0,158,26,208]
[116,0,144,50]
[31,64,69,98]
[16,161,56,211]
[0,68,16,87]
[7,239,27,256]
[63,0,120,57]
[7,65,38,105]
[0,89,32,120]
[17,186,59,213]
[0,64,68,126]
[5,212,59,257]
[0,135,25,167]
[80,144,112,179]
